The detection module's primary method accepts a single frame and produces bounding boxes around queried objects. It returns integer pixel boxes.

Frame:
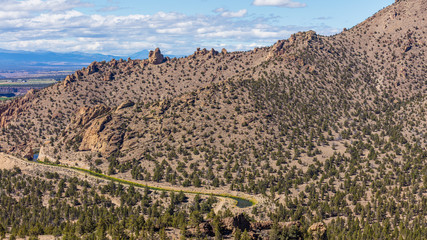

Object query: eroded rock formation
[309,222,327,240]
[148,48,165,64]
[0,89,36,128]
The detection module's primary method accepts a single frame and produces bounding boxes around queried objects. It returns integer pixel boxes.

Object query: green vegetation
[1,165,425,239]
[0,167,222,239]
[0,78,57,86]
[0,1,426,239]
[0,96,12,101]
[36,159,257,208]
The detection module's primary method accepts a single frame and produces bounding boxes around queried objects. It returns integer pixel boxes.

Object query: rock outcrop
[223,213,251,232]
[63,75,74,86]
[23,146,34,160]
[73,105,111,127]
[287,30,318,46]
[148,48,165,64]
[103,71,114,81]
[63,70,85,86]
[250,221,273,231]
[189,48,219,59]
[85,62,99,75]
[191,218,302,239]
[267,30,319,60]
[279,221,301,229]
[116,100,135,112]
[308,222,327,240]
[0,89,36,128]
[66,105,127,155]
[78,114,113,153]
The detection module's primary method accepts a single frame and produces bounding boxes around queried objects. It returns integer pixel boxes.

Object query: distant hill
[129,50,151,60]
[0,49,120,70]
[0,49,184,71]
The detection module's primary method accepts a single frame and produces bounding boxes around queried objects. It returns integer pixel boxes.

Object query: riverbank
[0,152,260,211]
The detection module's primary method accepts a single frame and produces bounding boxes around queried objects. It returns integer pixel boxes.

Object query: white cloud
[32,10,85,26]
[0,0,332,55]
[156,28,188,34]
[221,9,247,18]
[214,8,248,18]
[199,28,292,39]
[0,12,26,21]
[1,0,85,12]
[252,0,307,8]
[214,8,226,13]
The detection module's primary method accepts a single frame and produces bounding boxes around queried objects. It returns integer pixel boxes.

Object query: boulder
[308,222,327,240]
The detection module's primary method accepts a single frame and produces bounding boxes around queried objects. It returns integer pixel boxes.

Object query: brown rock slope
[0,0,425,230]
[1,0,425,154]
[0,46,267,152]
[334,0,427,98]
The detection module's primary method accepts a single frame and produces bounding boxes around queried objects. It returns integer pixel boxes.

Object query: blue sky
[0,0,394,55]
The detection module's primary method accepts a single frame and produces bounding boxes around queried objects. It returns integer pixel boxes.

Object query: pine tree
[0,223,5,239]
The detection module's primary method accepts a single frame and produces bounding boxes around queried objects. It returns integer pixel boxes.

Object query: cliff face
[0,89,36,128]
[69,105,116,154]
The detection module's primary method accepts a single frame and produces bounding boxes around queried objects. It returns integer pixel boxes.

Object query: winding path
[0,152,257,209]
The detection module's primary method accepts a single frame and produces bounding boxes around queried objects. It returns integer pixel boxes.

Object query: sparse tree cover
[0,0,426,239]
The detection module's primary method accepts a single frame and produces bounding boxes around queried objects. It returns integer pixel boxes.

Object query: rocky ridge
[0,1,425,239]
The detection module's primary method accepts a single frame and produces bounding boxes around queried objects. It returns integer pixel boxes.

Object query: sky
[0,0,394,56]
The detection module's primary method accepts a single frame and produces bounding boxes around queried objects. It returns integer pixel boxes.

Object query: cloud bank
[0,0,331,55]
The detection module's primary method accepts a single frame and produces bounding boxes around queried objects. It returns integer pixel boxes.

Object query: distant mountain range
[0,48,184,71]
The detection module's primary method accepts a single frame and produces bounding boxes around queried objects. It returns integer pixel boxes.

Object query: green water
[36,160,255,208]
[232,197,254,208]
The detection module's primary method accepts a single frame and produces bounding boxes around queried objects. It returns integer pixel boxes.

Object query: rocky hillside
[0,0,426,239]
[0,0,425,153]
[335,0,427,98]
